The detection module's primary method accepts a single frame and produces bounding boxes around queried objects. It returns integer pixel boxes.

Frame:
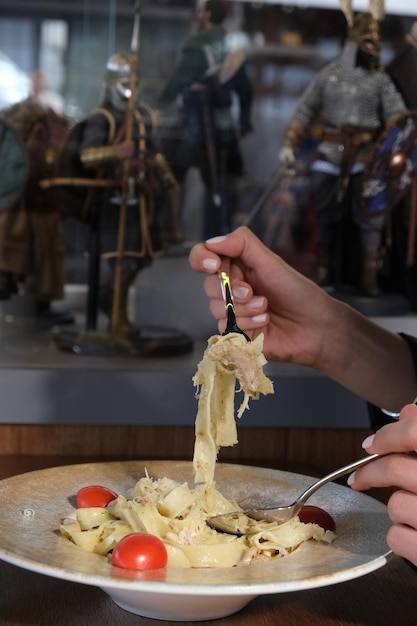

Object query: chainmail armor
[286,40,406,166]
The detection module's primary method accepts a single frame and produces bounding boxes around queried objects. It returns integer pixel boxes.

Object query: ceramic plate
[0,460,392,621]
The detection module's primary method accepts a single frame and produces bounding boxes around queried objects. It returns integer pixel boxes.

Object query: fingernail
[362,434,375,450]
[202,258,218,271]
[347,471,356,486]
[248,296,265,309]
[233,286,249,299]
[252,313,267,324]
[206,235,227,244]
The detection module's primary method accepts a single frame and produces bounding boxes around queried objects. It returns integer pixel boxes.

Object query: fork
[219,269,250,341]
[207,453,381,535]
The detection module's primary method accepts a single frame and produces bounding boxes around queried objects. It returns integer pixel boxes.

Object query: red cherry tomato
[111,533,168,571]
[298,505,336,532]
[76,485,118,508]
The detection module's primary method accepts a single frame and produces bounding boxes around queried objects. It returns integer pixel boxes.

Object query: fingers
[188,226,274,275]
[360,404,417,457]
[349,453,417,492]
[349,452,417,566]
[386,489,417,566]
[189,243,221,274]
[387,489,417,527]
[205,273,269,333]
[387,490,417,566]
[386,523,417,566]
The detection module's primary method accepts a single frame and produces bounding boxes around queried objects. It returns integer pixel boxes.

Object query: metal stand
[52,324,193,357]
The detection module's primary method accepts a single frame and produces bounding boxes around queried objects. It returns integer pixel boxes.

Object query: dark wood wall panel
[0,424,372,475]
[0,424,395,504]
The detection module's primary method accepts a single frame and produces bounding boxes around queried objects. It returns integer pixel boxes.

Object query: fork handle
[219,271,250,340]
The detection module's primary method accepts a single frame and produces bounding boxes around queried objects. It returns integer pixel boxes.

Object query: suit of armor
[158,4,253,240]
[280,15,407,296]
[77,53,177,339]
[290,40,405,167]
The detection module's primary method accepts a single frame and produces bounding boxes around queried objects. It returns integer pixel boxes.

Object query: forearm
[80,145,119,168]
[318,299,417,412]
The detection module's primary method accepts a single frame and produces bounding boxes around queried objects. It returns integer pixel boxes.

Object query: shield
[0,118,28,211]
[361,111,417,214]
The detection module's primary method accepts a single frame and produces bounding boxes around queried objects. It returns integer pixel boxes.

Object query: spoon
[219,270,250,341]
[207,453,381,535]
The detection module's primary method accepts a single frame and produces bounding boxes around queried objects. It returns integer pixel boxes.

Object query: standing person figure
[279,2,407,297]
[157,0,253,242]
[71,51,177,340]
[0,98,71,324]
[384,21,417,310]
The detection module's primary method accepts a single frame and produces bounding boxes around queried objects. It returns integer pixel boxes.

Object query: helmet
[348,12,380,62]
[104,51,134,111]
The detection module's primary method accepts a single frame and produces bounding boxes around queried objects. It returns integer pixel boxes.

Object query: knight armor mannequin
[279,10,407,296]
[157,0,253,241]
[71,51,177,340]
[0,99,70,317]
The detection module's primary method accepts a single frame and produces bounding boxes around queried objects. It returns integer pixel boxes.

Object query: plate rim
[0,459,393,596]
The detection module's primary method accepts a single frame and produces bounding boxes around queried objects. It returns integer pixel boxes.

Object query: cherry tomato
[76,485,118,508]
[111,533,168,570]
[298,505,336,532]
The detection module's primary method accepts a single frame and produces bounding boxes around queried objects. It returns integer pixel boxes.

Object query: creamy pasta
[60,331,335,568]
[192,332,274,484]
[60,472,335,568]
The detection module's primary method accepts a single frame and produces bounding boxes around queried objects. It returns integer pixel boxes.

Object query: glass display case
[0,1,415,464]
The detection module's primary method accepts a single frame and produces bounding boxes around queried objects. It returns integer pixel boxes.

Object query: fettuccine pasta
[60,331,335,568]
[60,472,334,568]
[193,332,274,484]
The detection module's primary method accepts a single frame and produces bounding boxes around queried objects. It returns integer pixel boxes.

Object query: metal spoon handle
[296,453,381,506]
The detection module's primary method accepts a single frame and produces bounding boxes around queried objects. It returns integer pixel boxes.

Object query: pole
[110,0,141,333]
[243,166,294,228]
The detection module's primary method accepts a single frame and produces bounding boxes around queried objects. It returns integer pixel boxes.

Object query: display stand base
[52,326,194,358]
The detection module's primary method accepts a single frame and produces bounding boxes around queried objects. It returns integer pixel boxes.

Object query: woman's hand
[189,226,332,368]
[189,227,416,410]
[349,404,417,566]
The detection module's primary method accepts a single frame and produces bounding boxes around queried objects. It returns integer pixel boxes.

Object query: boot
[99,279,140,340]
[361,246,382,297]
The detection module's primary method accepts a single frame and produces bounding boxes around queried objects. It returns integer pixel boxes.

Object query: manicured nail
[248,296,265,309]
[347,472,356,486]
[362,434,375,450]
[206,235,227,244]
[233,286,249,299]
[202,258,218,271]
[252,313,267,324]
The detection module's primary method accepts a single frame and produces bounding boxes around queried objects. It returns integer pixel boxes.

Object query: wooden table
[1,456,416,626]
